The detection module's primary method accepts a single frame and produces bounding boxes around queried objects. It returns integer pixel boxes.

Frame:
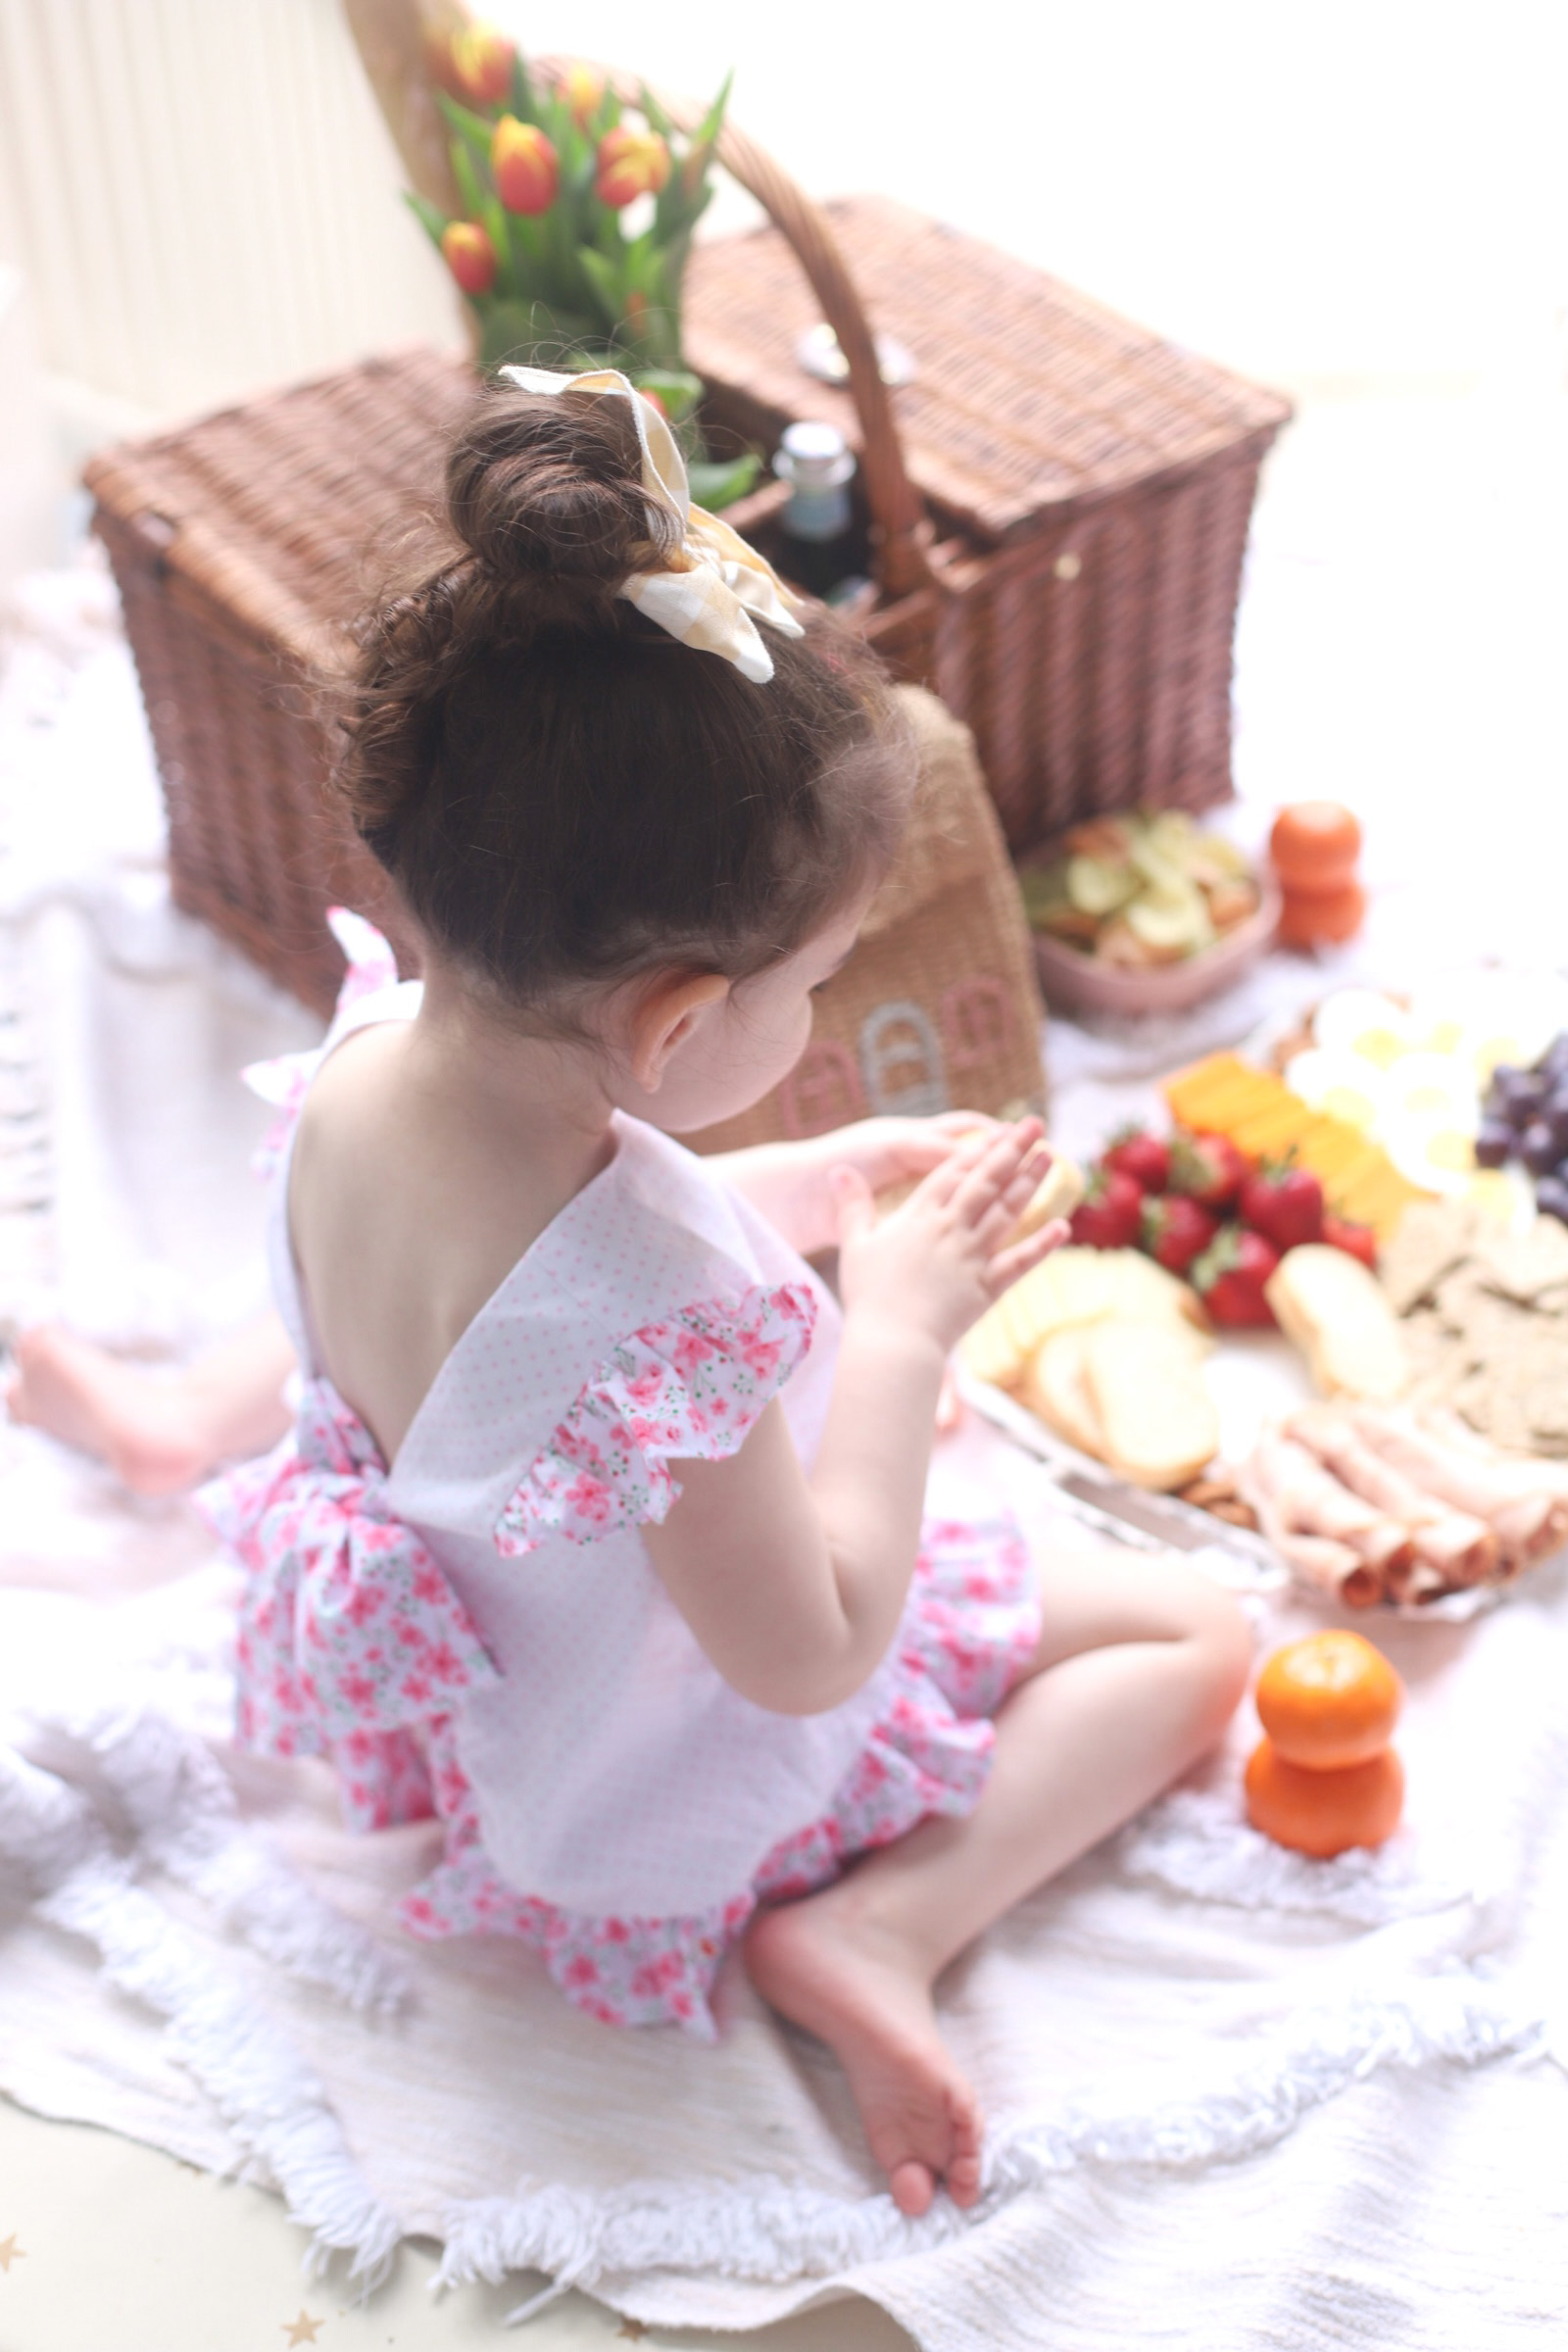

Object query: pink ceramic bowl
[1029,871,1282,1019]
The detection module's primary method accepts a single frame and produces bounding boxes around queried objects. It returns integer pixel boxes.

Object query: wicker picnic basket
[85,343,1049,1134]
[554,69,1292,852]
[82,84,1284,1126]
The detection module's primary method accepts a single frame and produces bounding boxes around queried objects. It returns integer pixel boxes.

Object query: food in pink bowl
[1020,810,1278,1015]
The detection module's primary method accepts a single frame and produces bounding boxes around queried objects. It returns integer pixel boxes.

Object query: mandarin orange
[1254,1630,1402,1770]
[1245,1737,1404,1857]
[1268,802,1361,887]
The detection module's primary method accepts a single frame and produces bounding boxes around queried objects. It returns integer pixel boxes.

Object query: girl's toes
[889,2158,937,2217]
[945,2090,985,2206]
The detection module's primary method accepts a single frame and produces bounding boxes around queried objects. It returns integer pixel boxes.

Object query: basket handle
[537,60,936,600]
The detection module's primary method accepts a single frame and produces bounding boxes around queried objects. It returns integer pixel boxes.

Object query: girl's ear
[627,970,732,1093]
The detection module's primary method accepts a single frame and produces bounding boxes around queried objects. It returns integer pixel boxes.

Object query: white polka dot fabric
[262,978,900,1918]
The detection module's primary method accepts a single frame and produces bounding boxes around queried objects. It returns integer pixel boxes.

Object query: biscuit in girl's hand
[875,1146,1083,1234]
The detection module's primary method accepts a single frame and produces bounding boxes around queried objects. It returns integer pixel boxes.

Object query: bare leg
[747,1544,1253,2216]
[5,1312,298,1494]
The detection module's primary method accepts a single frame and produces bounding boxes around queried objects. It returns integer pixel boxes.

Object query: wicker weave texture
[685,198,1289,544]
[85,180,1289,1004]
[685,196,1288,847]
[688,686,1047,1152]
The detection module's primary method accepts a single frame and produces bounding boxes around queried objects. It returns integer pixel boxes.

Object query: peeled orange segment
[1254,1631,1403,1770]
[1245,1738,1404,1857]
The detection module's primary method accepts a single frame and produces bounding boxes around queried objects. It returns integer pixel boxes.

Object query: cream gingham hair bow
[500,364,805,684]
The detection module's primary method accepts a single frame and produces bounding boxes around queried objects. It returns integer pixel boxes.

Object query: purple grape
[1474,1120,1515,1169]
[1491,1066,1545,1126]
[1544,1088,1568,1151]
[1521,1119,1560,1174]
[1536,1176,1568,1225]
[1540,1034,1568,1081]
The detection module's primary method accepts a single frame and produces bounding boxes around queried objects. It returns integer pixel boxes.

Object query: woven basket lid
[684,196,1292,546]
[84,345,475,659]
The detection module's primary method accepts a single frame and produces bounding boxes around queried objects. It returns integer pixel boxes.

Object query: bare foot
[5,1325,213,1495]
[746,1886,984,2218]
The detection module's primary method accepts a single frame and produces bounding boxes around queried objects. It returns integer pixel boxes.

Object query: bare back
[287,1018,610,1462]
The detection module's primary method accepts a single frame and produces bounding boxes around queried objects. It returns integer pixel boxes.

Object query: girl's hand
[712,1115,999,1256]
[808,1112,998,1200]
[832,1119,1067,1355]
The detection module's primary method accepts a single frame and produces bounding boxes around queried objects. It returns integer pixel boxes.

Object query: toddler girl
[18,371,1251,2216]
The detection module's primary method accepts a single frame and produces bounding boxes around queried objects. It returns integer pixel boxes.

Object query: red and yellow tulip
[561,62,606,126]
[440,220,497,295]
[491,116,558,215]
[447,21,514,108]
[595,124,670,209]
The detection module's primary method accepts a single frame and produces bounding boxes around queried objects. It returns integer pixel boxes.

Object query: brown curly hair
[334,378,912,1022]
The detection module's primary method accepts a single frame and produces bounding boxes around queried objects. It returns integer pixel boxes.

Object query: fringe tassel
[22,1697,409,2012]
[0,1712,1550,2315]
[0,1745,402,2285]
[435,1973,1544,2305]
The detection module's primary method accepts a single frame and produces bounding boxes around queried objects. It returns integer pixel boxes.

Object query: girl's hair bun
[445,381,676,594]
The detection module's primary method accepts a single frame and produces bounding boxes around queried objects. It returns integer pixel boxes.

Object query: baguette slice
[961,1246,1206,1391]
[1265,1245,1410,1402]
[1081,1319,1221,1490]
[1020,1327,1107,1455]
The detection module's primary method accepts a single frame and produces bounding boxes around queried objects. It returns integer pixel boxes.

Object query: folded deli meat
[1240,1402,1568,1606]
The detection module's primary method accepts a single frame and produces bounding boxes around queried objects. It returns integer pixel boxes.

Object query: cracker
[1380,1200,1480,1314]
[1473,1218,1568,1303]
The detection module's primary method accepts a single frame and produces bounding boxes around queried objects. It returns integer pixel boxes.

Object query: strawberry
[1191,1223,1281,1327]
[1168,1128,1250,1213]
[1238,1155,1324,1250]
[1141,1193,1219,1274]
[1102,1125,1171,1194]
[1322,1212,1378,1268]
[1068,1166,1145,1250]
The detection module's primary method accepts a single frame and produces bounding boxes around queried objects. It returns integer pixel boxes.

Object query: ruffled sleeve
[494,1281,818,1558]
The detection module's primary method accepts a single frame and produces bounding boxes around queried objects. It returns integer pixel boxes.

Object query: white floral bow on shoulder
[500,364,805,683]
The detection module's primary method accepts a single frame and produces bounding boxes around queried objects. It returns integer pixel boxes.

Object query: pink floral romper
[201,912,1042,2039]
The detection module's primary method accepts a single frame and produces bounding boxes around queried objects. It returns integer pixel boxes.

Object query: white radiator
[0,0,463,425]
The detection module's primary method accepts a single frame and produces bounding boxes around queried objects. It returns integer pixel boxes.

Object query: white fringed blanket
[1,570,1566,2347]
[2,1404,1565,2349]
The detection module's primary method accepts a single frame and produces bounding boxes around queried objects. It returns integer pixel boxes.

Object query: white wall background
[1,0,1564,445]
[513,0,1568,393]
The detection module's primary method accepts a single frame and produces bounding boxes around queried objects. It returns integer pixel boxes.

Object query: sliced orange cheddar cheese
[1161,1054,1430,1238]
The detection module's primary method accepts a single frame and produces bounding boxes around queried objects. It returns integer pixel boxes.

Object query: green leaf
[437,89,503,163]
[479,297,601,371]
[630,368,704,422]
[638,81,676,140]
[403,190,451,249]
[688,452,762,510]
[450,136,488,222]
[510,51,538,123]
[690,68,734,153]
[482,195,514,290]
[619,227,660,291]
[506,208,545,270]
[576,243,626,333]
